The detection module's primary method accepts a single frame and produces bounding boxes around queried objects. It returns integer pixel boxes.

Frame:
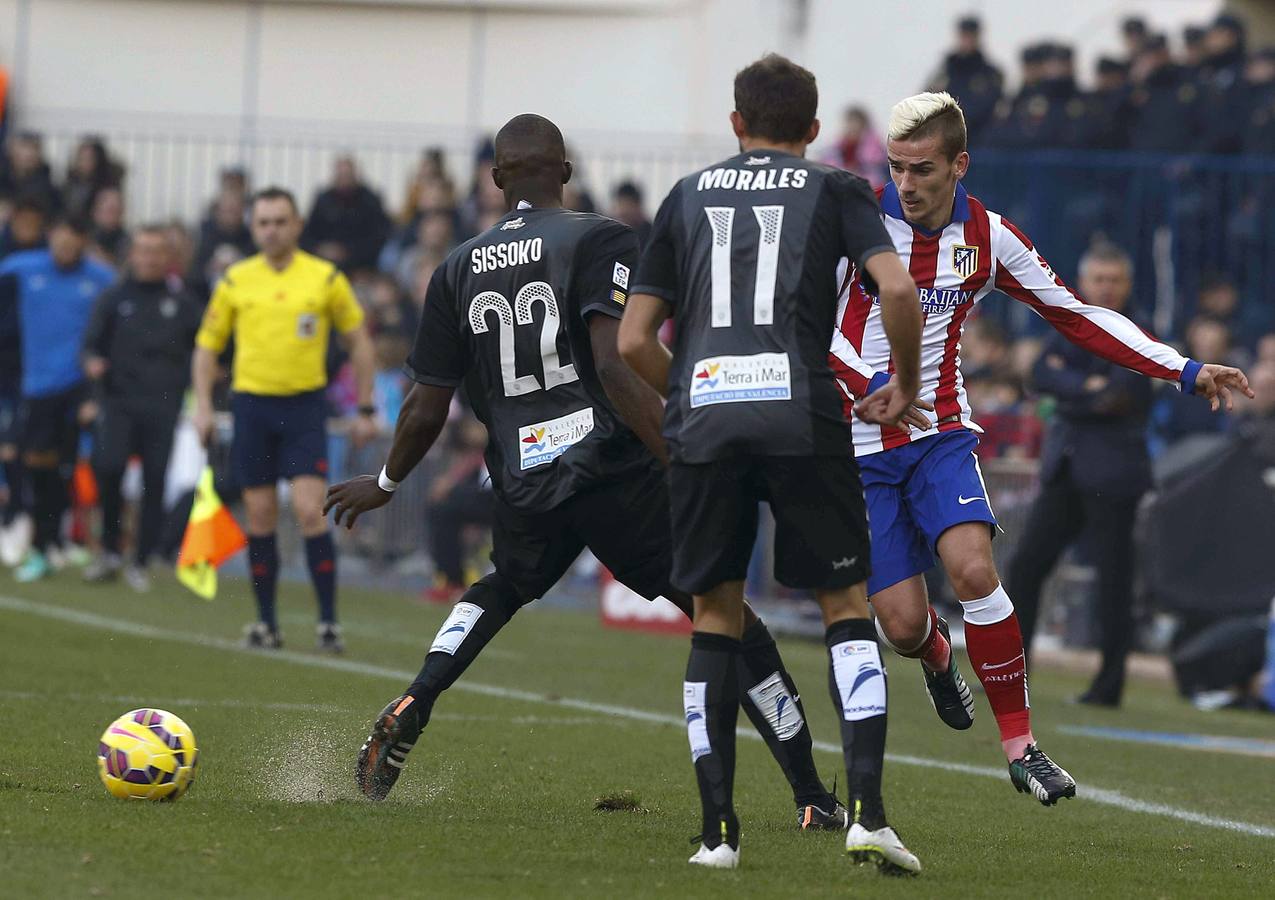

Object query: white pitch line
[2,594,1272,840]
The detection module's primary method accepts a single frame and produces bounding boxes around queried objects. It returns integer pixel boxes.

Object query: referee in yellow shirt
[192,187,375,652]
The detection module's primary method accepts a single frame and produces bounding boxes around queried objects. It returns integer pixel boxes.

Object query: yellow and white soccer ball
[96,709,199,801]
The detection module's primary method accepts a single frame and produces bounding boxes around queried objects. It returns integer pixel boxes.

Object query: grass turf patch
[1,572,1272,897]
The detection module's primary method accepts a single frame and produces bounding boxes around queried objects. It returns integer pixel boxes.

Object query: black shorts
[18,385,85,461]
[231,390,329,487]
[492,462,673,603]
[668,455,871,595]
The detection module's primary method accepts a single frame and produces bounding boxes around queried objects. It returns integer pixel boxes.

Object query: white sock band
[830,640,886,721]
[960,583,1014,626]
[428,602,484,655]
[745,671,806,741]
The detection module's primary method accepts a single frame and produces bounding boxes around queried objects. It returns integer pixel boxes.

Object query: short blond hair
[887,92,967,160]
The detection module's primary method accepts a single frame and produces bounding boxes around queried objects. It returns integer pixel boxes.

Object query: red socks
[963,608,1033,761]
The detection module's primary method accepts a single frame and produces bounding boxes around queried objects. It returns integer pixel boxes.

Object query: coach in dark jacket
[81,225,202,590]
[1007,243,1152,707]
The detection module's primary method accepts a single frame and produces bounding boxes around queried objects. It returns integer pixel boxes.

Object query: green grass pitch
[1,572,1273,898]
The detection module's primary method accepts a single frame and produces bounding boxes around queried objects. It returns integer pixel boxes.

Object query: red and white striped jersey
[830,182,1194,456]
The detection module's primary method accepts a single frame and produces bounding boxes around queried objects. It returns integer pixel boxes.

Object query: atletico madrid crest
[953,244,979,279]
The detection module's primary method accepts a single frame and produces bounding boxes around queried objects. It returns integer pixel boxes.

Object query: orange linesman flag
[176,466,247,599]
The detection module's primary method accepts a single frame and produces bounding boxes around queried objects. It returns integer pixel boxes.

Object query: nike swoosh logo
[980,653,1024,671]
[441,624,467,636]
[957,495,985,505]
[775,696,788,724]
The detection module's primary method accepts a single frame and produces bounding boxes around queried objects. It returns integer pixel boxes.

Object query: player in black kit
[619,56,925,873]
[325,114,847,829]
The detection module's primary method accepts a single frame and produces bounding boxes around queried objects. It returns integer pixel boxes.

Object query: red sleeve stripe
[993,267,1180,381]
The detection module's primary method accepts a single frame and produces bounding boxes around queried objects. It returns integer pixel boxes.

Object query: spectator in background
[819,106,887,188]
[371,327,412,430]
[1121,16,1149,62]
[90,186,129,268]
[397,147,453,225]
[986,43,1049,147]
[0,133,60,211]
[1074,58,1132,149]
[1196,274,1269,350]
[0,216,115,583]
[423,417,491,604]
[1199,14,1249,154]
[0,196,48,259]
[407,250,443,313]
[1256,333,1275,365]
[81,226,201,591]
[163,220,195,285]
[1242,47,1275,156]
[380,177,458,277]
[458,136,499,237]
[1181,25,1208,79]
[1152,316,1234,449]
[1130,34,1203,152]
[393,211,454,290]
[301,155,390,273]
[63,137,122,218]
[0,197,44,563]
[191,189,254,297]
[364,272,418,337]
[1008,242,1152,707]
[608,181,651,248]
[928,16,1003,145]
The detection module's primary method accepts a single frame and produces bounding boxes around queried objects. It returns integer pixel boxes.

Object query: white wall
[0,0,1223,219]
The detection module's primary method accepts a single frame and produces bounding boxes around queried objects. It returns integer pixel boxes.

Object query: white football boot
[688,842,739,869]
[846,822,921,876]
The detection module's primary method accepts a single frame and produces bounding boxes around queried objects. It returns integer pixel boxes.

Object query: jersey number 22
[468,281,578,397]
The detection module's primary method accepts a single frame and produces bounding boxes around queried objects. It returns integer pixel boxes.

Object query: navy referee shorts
[231,389,329,487]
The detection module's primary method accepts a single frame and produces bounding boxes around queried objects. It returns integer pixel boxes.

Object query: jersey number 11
[705,205,784,328]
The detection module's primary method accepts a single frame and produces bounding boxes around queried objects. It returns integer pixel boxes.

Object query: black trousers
[93,398,180,565]
[1007,460,1142,703]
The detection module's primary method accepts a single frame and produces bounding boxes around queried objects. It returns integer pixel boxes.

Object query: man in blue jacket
[0,215,115,581]
[1006,242,1154,706]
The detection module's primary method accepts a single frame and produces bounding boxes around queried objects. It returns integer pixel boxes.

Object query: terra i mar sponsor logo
[518,408,595,470]
[690,352,792,408]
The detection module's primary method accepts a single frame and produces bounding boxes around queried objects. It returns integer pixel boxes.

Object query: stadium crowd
[0,10,1270,708]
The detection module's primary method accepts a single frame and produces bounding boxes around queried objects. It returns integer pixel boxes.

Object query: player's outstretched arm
[617,292,673,397]
[991,218,1255,410]
[324,382,454,529]
[862,251,922,423]
[590,313,669,464]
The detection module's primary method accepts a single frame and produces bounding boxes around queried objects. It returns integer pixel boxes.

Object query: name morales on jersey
[471,237,544,274]
[696,167,808,192]
[690,352,792,408]
[518,407,595,470]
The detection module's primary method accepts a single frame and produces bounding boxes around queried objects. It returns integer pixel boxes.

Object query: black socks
[737,618,829,807]
[684,631,742,850]
[825,618,888,830]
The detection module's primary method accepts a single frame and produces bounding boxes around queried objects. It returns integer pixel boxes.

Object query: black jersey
[406,206,649,512]
[632,151,894,463]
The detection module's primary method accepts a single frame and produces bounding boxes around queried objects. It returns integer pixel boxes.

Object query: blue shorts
[859,429,997,595]
[231,390,329,488]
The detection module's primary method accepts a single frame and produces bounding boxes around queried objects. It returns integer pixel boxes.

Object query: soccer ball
[96,708,199,801]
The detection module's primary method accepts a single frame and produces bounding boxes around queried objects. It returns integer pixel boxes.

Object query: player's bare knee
[877,607,928,655]
[949,557,1000,602]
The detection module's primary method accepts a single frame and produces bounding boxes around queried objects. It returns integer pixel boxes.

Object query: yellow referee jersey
[195,250,364,396]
